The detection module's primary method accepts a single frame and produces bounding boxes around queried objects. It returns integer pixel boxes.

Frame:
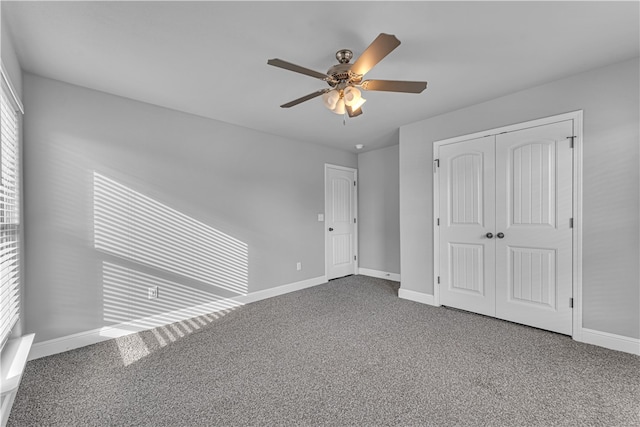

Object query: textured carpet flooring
[8,275,640,426]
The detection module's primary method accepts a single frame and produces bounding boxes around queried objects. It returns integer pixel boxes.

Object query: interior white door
[325,165,356,280]
[438,136,496,316]
[494,121,573,334]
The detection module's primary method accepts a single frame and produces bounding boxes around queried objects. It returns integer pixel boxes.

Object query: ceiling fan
[267,33,428,118]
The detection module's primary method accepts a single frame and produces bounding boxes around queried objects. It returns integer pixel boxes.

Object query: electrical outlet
[296,262,302,271]
[148,286,158,299]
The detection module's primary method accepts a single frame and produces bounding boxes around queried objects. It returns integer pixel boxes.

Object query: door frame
[324,164,359,280]
[432,111,583,339]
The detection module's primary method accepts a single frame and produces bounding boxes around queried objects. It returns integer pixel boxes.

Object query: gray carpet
[8,275,640,426]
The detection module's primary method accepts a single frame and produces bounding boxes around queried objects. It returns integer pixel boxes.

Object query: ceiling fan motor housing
[327,50,363,87]
[326,63,351,85]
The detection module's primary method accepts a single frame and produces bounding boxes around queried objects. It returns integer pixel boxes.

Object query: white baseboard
[578,328,640,356]
[237,275,327,304]
[28,275,327,361]
[398,288,438,306]
[358,268,401,282]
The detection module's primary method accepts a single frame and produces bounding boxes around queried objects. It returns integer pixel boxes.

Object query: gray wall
[23,74,357,343]
[399,58,639,339]
[357,145,400,274]
[1,8,22,97]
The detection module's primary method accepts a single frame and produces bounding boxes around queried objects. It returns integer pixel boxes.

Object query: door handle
[328,227,334,232]
[485,232,493,239]
[497,232,505,239]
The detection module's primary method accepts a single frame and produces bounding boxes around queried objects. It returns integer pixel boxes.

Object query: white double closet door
[438,120,573,335]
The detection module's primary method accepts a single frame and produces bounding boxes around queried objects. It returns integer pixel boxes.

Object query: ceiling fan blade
[267,58,331,81]
[280,89,329,108]
[349,33,401,77]
[346,105,363,118]
[361,79,428,93]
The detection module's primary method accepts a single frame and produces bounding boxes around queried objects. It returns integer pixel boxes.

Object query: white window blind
[0,76,20,350]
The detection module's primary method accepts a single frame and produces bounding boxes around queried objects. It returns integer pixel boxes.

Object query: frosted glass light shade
[332,99,345,115]
[351,96,366,110]
[322,90,340,110]
[343,86,362,107]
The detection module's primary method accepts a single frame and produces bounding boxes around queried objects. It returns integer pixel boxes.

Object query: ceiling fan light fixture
[268,33,428,118]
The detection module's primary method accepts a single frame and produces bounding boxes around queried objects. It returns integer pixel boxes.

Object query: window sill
[1,333,34,427]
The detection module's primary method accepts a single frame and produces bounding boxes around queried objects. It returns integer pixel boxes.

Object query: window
[0,68,21,351]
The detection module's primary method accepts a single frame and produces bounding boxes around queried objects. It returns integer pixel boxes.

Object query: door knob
[485,232,493,239]
[497,232,505,239]
[328,228,334,231]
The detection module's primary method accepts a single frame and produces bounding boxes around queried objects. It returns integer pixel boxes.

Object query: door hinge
[437,218,440,226]
[437,276,440,284]
[569,297,574,308]
[567,136,576,148]
[354,255,357,261]
[354,181,357,186]
[570,218,574,228]
[354,218,356,224]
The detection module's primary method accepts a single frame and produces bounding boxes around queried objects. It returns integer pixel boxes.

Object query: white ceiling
[3,1,639,153]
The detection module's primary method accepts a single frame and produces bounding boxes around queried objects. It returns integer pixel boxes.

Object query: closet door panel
[495,120,573,335]
[438,136,496,316]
